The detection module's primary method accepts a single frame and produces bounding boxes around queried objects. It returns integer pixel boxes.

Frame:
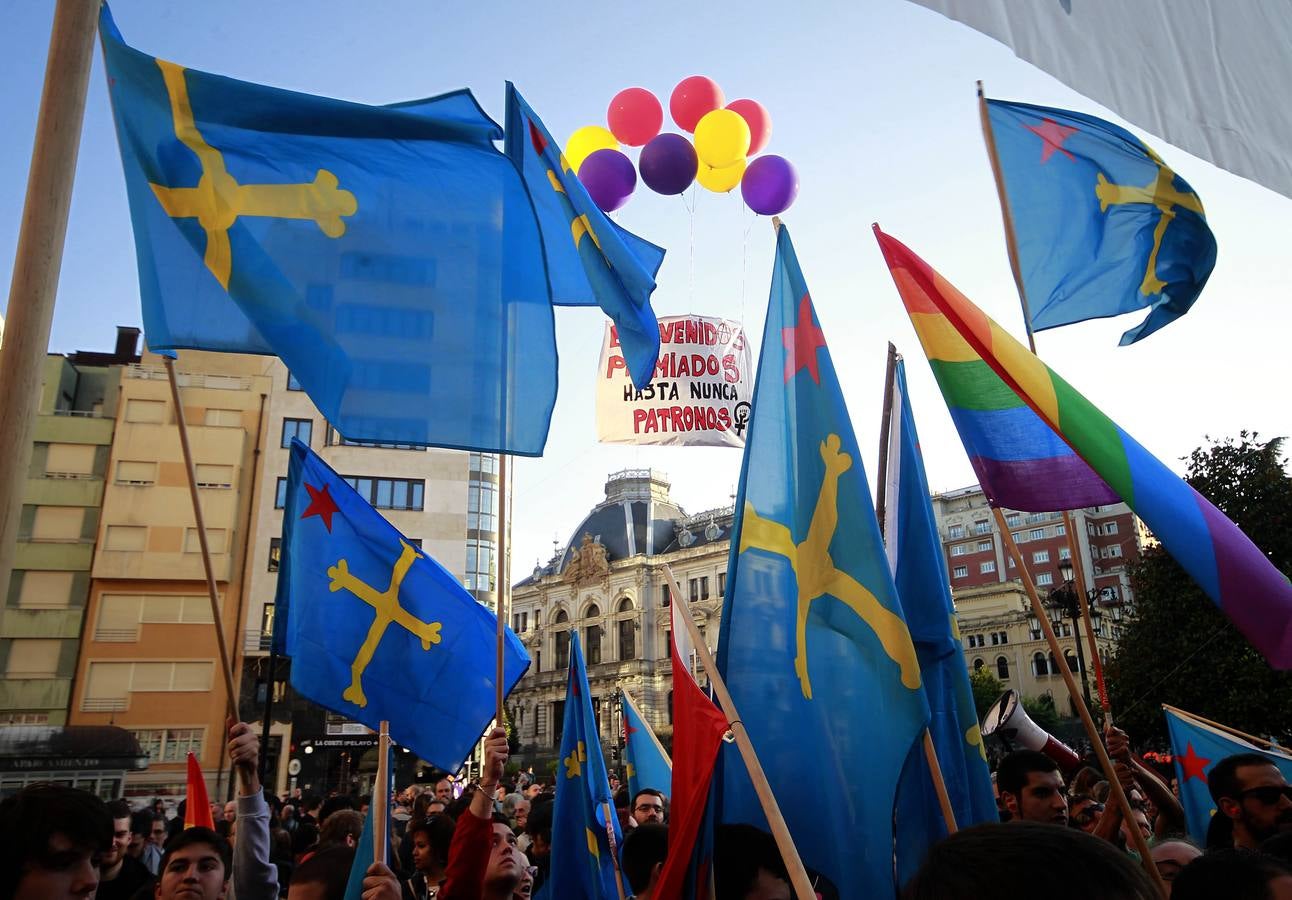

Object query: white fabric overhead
[910,0,1292,200]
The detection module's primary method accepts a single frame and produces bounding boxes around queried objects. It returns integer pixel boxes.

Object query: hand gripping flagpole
[663,564,817,900]
[876,341,959,836]
[996,512,1166,896]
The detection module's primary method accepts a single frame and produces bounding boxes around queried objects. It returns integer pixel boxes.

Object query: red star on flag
[782,293,827,384]
[1179,742,1211,783]
[529,120,547,156]
[300,482,339,532]
[624,717,639,744]
[1025,118,1079,163]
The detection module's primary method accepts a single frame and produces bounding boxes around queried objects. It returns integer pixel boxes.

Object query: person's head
[996,750,1068,825]
[525,800,554,858]
[0,784,113,900]
[902,821,1158,900]
[1209,754,1292,848]
[514,865,534,900]
[300,793,323,816]
[102,799,132,872]
[523,782,542,801]
[1149,838,1203,896]
[318,795,356,827]
[285,844,357,900]
[435,778,453,803]
[129,809,154,857]
[714,824,790,900]
[209,802,224,824]
[484,814,524,894]
[222,800,237,823]
[1068,795,1104,834]
[156,827,233,900]
[426,799,447,818]
[622,824,668,897]
[1170,848,1292,900]
[408,816,454,876]
[632,789,666,827]
[317,809,363,850]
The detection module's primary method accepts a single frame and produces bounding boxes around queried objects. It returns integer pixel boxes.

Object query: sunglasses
[1238,785,1292,806]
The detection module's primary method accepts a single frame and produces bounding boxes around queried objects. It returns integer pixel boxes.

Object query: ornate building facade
[507,469,732,772]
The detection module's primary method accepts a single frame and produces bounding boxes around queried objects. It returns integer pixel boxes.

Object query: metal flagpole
[0,0,99,603]
[495,452,510,723]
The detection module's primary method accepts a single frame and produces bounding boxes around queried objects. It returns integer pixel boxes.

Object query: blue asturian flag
[100,5,557,455]
[715,226,929,897]
[504,84,665,389]
[1164,706,1292,845]
[273,439,529,773]
[621,688,672,800]
[986,97,1216,345]
[884,356,998,885]
[544,633,622,900]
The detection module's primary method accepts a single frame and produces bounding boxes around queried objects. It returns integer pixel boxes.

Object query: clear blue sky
[3,0,1288,575]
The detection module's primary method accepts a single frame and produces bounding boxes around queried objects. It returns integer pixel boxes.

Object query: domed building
[507,469,732,774]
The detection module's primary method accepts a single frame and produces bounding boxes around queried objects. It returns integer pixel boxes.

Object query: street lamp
[1045,561,1102,713]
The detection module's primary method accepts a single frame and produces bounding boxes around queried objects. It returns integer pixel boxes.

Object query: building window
[115,461,156,485]
[952,566,968,579]
[275,478,288,509]
[1032,550,1050,564]
[465,539,494,592]
[195,464,233,489]
[1036,572,1053,586]
[990,632,999,646]
[699,577,709,600]
[973,658,984,671]
[468,453,498,474]
[281,418,312,448]
[1065,650,1081,674]
[268,538,281,573]
[1104,522,1118,535]
[619,620,635,661]
[980,561,996,574]
[287,371,304,391]
[342,476,424,511]
[5,639,61,678]
[1056,523,1067,536]
[1059,547,1072,560]
[978,541,992,552]
[1013,532,1024,543]
[948,525,965,539]
[585,625,602,665]
[1033,652,1049,676]
[551,700,565,748]
[718,572,726,597]
[260,603,275,641]
[951,544,967,557]
[689,579,699,602]
[31,506,84,541]
[661,585,671,607]
[1030,528,1045,541]
[468,482,497,532]
[996,656,1009,679]
[131,728,205,763]
[974,521,991,534]
[1106,545,1123,559]
[1006,514,1021,527]
[17,571,73,610]
[554,629,569,672]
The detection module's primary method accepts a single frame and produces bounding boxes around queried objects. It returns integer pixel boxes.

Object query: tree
[1022,694,1061,734]
[1107,433,1292,744]
[969,667,1005,720]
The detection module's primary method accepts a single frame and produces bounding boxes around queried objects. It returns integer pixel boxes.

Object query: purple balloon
[740,155,799,216]
[578,149,636,212]
[639,133,698,195]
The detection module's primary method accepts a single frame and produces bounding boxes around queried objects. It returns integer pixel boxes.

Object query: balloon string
[687,185,697,309]
[740,205,753,332]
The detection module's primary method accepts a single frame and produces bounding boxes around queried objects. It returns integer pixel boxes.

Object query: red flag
[654,598,729,899]
[184,752,215,829]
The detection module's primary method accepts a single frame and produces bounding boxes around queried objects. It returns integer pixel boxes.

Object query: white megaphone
[980,689,1081,774]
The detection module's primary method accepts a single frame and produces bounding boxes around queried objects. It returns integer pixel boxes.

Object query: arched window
[1048,651,1057,673]
[585,624,602,665]
[996,656,1009,680]
[667,691,674,725]
[973,658,984,672]
[617,597,634,614]
[554,610,570,671]
[619,619,635,661]
[1033,651,1049,676]
[1064,650,1080,674]
[584,603,601,620]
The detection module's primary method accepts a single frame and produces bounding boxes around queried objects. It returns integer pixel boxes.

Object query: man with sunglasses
[1209,752,1292,849]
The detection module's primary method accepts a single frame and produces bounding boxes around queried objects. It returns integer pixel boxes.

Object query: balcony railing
[50,408,103,418]
[125,364,251,391]
[244,631,273,653]
[93,628,139,643]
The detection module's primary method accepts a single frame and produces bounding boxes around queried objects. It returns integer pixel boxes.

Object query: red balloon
[669,76,725,133]
[726,99,772,155]
[607,87,663,147]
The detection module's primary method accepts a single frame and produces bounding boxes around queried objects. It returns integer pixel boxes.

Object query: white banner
[596,315,752,448]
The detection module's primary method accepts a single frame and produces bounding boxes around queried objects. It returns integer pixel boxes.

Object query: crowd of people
[4,718,1292,899]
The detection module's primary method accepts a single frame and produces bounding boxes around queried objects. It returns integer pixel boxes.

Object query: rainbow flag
[874,225,1292,669]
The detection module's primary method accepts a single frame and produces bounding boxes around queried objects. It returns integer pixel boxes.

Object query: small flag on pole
[183,752,214,830]
[621,688,671,799]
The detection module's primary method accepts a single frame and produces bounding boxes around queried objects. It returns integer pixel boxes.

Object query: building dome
[556,469,684,572]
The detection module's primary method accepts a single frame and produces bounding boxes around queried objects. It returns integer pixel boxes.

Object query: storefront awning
[0,726,149,773]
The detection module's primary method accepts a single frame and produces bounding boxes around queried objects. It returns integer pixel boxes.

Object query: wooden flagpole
[374,720,390,865]
[996,512,1166,896]
[875,343,958,835]
[663,564,817,900]
[1162,704,1286,753]
[165,357,239,716]
[977,80,1038,355]
[602,799,628,900]
[496,452,510,723]
[0,0,99,603]
[1064,513,1112,720]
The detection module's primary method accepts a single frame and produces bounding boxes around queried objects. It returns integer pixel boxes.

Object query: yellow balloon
[694,109,751,169]
[565,125,618,174]
[697,157,747,193]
